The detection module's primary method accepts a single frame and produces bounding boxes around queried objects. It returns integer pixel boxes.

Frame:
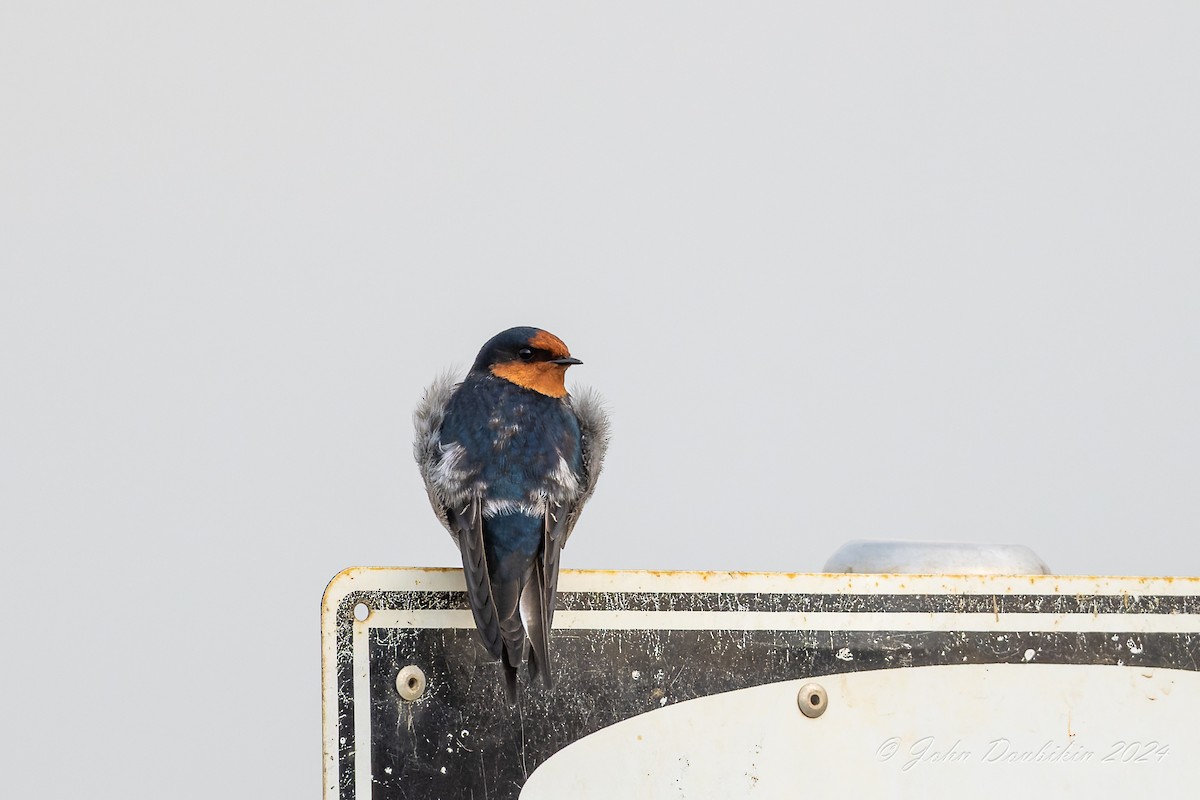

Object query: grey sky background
[2,3,1198,797]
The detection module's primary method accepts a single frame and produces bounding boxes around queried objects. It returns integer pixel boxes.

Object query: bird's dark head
[471,326,582,398]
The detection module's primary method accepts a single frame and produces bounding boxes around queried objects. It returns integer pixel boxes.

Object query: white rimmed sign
[321,568,1200,799]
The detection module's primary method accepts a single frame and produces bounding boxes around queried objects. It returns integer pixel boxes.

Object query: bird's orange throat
[490,363,570,398]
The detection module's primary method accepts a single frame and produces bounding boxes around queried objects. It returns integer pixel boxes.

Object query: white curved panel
[523,664,1195,798]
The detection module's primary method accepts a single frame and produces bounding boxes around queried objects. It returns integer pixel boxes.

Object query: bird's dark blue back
[440,374,582,577]
[440,373,583,505]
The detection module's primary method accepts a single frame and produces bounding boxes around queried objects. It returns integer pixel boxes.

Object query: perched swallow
[414,327,609,697]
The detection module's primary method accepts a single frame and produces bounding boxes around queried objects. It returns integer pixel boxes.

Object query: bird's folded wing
[446,496,505,660]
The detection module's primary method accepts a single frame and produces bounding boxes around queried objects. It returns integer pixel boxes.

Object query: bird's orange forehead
[529,330,571,358]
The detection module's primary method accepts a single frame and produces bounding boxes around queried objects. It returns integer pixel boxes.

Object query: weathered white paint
[363,607,1200,634]
[523,664,1197,798]
[323,566,1200,597]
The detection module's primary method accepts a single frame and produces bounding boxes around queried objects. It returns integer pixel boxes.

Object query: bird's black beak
[550,357,583,366]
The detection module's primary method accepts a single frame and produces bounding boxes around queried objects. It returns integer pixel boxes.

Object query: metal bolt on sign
[396,665,427,701]
[797,682,827,718]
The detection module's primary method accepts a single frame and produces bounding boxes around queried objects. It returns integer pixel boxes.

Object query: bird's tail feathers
[498,580,528,704]
[500,612,527,668]
[520,564,553,689]
[501,659,519,703]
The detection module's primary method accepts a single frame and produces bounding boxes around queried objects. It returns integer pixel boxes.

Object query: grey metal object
[823,540,1051,575]
[396,665,427,701]
[796,682,828,718]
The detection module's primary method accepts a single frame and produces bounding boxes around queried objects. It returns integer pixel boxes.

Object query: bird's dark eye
[518,348,534,361]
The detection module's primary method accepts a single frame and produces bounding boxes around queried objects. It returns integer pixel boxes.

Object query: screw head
[397,665,427,701]
[797,682,828,718]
